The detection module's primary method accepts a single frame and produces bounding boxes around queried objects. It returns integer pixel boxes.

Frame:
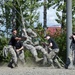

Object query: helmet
[26,28,32,33]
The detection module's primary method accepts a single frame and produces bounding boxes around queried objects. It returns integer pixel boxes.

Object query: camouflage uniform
[15,40,25,65]
[44,35,62,68]
[16,50,25,65]
[26,28,47,54]
[3,45,17,68]
[22,28,43,62]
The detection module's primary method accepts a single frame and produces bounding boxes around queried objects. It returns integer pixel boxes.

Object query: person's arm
[48,38,53,47]
[15,37,21,40]
[16,46,24,52]
[49,42,53,47]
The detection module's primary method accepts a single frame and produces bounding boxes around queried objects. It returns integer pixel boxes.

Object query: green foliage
[35,23,45,42]
[48,0,75,29]
[24,49,33,58]
[54,31,67,62]
[0,37,8,62]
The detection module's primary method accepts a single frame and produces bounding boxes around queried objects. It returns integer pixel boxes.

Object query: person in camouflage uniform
[15,39,25,66]
[25,28,55,66]
[3,45,17,68]
[26,28,48,56]
[8,29,22,68]
[22,28,43,62]
[44,35,62,68]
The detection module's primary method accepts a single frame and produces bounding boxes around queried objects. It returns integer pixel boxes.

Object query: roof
[46,26,61,36]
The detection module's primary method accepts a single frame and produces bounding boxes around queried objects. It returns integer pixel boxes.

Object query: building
[46,25,61,36]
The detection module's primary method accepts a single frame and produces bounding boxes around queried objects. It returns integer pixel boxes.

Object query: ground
[0,58,75,75]
[0,66,75,75]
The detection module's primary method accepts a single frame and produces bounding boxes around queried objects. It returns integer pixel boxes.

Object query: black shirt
[48,38,59,49]
[9,35,17,46]
[15,41,23,49]
[71,36,75,43]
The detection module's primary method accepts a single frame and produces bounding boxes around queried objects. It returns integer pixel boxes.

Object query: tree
[47,0,75,31]
[43,0,47,36]
[0,0,42,37]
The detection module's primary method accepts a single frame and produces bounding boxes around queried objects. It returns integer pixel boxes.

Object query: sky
[0,0,62,30]
[37,0,62,27]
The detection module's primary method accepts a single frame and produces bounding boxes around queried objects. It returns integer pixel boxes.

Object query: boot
[43,55,47,66]
[48,59,55,68]
[54,58,62,68]
[34,55,43,62]
[8,62,14,68]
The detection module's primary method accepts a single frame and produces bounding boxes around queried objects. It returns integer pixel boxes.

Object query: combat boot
[35,55,43,62]
[8,62,14,68]
[54,58,62,68]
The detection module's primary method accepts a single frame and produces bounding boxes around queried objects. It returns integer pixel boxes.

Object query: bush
[54,31,67,63]
[0,37,8,62]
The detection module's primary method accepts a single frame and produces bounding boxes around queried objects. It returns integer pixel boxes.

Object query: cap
[26,28,32,33]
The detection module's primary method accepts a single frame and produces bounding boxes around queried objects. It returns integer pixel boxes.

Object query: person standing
[8,29,22,68]
[70,32,75,65]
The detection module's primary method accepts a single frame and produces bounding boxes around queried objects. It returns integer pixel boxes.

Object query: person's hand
[21,36,27,40]
[22,28,25,32]
[16,49,19,52]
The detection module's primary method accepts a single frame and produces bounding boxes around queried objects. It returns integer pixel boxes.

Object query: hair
[12,29,17,32]
[44,34,50,38]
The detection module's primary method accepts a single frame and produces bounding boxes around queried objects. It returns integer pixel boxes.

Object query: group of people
[3,28,75,69]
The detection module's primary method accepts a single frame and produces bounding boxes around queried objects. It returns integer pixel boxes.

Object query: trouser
[8,45,17,66]
[35,45,47,55]
[48,49,62,67]
[43,48,62,67]
[16,50,25,65]
[43,49,56,66]
[72,50,75,64]
[52,48,59,53]
[23,43,37,57]
[72,44,75,64]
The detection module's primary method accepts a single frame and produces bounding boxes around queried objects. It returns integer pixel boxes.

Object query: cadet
[22,28,43,62]
[44,35,62,68]
[26,28,52,65]
[70,32,75,64]
[15,39,25,66]
[26,28,48,56]
[8,29,21,68]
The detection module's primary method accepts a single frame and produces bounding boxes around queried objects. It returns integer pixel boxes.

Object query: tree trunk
[5,1,10,40]
[43,0,47,36]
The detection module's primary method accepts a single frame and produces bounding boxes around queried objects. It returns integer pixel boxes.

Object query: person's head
[72,32,75,39]
[26,28,32,34]
[26,28,32,36]
[12,29,17,35]
[44,35,50,40]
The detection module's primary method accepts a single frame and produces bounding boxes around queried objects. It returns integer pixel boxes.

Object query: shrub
[0,37,8,62]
